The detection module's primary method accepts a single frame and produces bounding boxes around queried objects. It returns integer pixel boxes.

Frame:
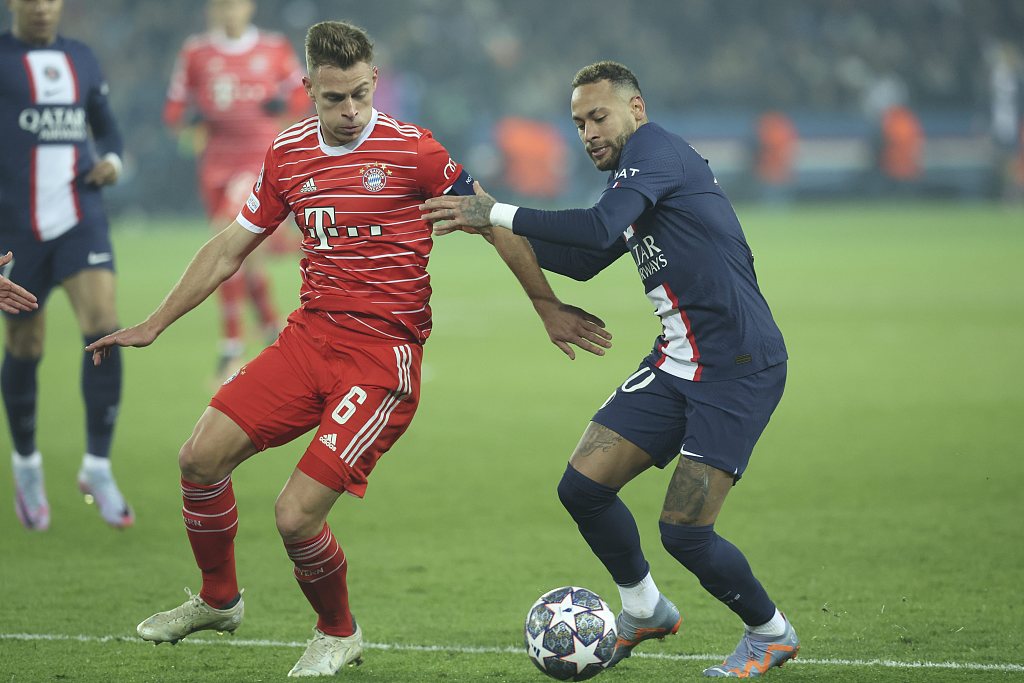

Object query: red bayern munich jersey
[236,110,464,344]
[164,27,307,169]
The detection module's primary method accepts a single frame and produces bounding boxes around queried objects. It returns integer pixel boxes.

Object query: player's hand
[84,159,119,187]
[532,299,612,360]
[85,322,160,366]
[0,252,38,314]
[421,181,497,234]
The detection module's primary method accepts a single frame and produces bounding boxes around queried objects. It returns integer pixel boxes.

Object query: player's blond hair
[305,20,373,73]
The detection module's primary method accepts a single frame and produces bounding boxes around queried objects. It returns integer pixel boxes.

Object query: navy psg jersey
[516,122,786,382]
[0,33,123,242]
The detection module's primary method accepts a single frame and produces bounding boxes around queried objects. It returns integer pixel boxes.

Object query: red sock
[244,270,277,328]
[182,476,239,608]
[285,524,354,636]
[218,273,245,341]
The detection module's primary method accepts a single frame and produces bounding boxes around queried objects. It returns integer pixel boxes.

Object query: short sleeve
[236,145,290,233]
[608,129,684,205]
[416,132,463,197]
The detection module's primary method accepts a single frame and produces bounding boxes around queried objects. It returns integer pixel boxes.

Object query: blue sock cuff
[659,521,714,541]
[560,463,621,495]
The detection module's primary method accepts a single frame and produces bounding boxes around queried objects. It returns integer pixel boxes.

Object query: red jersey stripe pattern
[237,110,464,343]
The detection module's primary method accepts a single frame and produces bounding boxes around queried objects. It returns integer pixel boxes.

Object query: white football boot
[12,451,50,531]
[137,588,244,644]
[288,624,364,677]
[77,454,134,529]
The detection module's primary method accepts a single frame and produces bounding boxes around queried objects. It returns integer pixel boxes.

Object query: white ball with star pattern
[524,586,617,681]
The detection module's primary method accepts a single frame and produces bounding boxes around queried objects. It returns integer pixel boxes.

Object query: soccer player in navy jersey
[423,61,799,678]
[87,21,611,677]
[1,0,133,531]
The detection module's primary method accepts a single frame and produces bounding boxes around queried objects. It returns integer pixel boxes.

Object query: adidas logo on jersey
[319,433,337,451]
[300,177,318,193]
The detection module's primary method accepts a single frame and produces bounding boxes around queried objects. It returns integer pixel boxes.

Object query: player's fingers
[581,329,613,349]
[554,340,576,361]
[0,251,11,266]
[573,337,607,357]
[583,321,612,340]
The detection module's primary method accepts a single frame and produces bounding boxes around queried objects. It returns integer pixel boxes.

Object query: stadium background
[2,1,1023,682]
[72,0,1024,215]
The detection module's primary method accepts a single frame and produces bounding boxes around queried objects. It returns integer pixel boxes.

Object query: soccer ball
[524,586,617,681]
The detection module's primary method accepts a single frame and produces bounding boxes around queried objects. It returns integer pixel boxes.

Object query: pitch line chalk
[2,632,1022,674]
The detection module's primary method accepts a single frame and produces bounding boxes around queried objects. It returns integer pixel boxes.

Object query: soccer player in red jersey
[164,0,309,381]
[87,20,611,677]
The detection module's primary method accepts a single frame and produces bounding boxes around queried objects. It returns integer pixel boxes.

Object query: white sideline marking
[1,632,1022,673]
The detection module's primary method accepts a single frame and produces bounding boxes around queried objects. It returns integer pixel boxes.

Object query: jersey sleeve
[163,43,193,126]
[236,145,290,233]
[415,132,463,197]
[82,48,124,158]
[609,129,685,205]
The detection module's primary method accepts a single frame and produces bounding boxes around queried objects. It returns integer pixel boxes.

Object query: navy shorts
[0,221,114,318]
[592,360,786,480]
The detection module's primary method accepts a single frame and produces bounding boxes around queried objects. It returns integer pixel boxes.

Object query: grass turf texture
[0,203,1021,682]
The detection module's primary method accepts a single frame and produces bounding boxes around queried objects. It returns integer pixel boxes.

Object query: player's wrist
[102,153,123,180]
[489,202,519,229]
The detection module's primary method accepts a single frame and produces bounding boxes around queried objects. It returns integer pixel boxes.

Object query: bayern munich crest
[359,162,392,192]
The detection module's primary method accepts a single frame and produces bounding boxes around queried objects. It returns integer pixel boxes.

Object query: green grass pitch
[1,203,1022,682]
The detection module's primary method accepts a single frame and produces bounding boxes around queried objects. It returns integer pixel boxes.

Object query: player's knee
[274,495,322,543]
[557,464,617,521]
[177,435,224,484]
[660,521,716,571]
[4,318,44,359]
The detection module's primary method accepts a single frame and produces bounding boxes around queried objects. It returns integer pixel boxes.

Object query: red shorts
[210,308,423,497]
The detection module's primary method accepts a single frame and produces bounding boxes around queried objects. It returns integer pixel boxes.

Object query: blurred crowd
[43,0,1024,211]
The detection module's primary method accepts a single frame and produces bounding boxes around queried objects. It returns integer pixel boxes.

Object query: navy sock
[557,464,649,586]
[2,353,40,455]
[82,334,122,459]
[660,521,775,626]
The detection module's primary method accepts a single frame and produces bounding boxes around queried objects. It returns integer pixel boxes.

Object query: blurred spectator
[493,117,568,200]
[986,40,1022,200]
[753,112,799,203]
[875,106,925,195]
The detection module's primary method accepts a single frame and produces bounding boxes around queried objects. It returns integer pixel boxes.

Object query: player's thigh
[568,422,655,489]
[660,456,735,526]
[297,341,422,499]
[676,361,787,481]
[209,323,325,452]
[1,231,58,339]
[63,267,117,334]
[180,406,262,483]
[582,361,688,487]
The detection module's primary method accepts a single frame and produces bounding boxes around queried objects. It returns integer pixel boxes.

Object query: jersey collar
[318,108,379,156]
[209,26,259,54]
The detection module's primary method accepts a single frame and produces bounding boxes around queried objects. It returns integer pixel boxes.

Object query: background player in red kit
[164,0,309,380]
[88,20,612,678]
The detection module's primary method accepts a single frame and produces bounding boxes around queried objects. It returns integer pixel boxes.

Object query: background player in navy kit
[0,0,132,531]
[423,61,799,678]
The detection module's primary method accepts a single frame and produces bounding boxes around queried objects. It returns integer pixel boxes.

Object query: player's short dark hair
[571,61,642,97]
[305,20,374,72]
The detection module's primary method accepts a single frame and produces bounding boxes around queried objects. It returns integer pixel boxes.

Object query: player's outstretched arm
[0,252,38,314]
[488,228,612,360]
[86,221,265,365]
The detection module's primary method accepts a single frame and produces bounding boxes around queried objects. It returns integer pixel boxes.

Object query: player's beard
[592,129,632,171]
